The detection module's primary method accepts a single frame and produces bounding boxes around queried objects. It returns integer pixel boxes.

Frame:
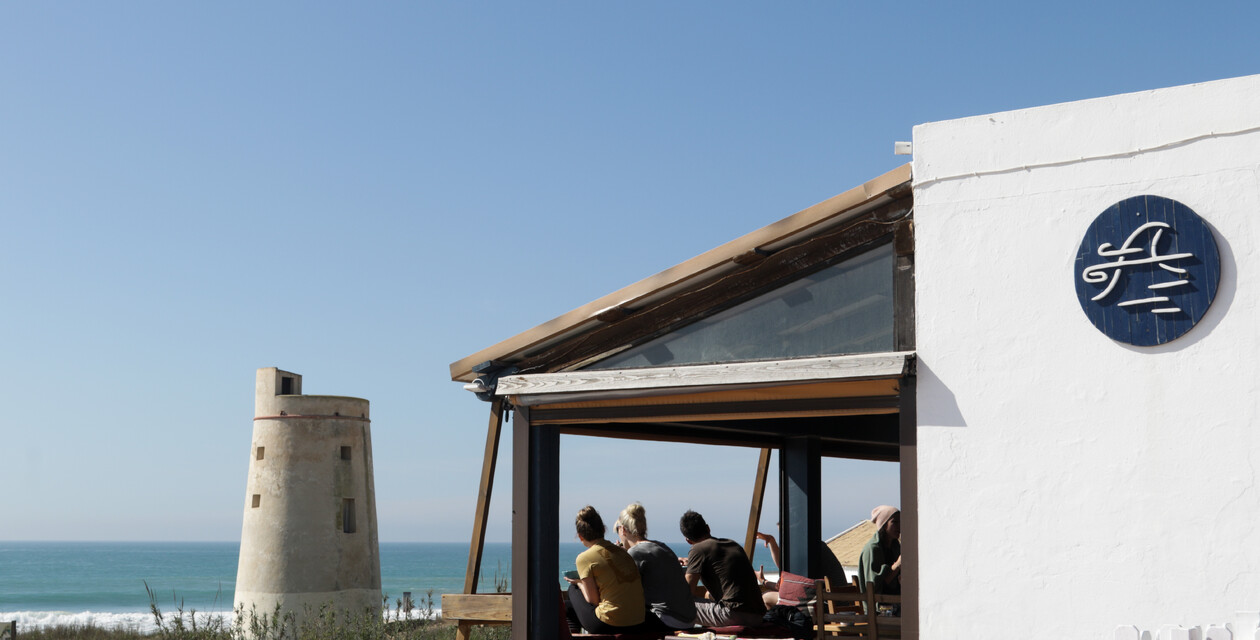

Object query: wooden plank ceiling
[516,378,902,461]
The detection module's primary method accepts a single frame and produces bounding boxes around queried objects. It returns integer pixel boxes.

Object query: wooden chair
[862,582,901,640]
[813,577,866,639]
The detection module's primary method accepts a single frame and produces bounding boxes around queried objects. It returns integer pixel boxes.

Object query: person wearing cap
[858,505,901,595]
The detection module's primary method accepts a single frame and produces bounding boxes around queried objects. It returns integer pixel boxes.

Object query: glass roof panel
[586,242,894,370]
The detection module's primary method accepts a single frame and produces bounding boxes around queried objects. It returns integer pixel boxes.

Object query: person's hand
[678,556,689,567]
[891,556,902,572]
[563,576,578,585]
[755,532,776,548]
[755,565,766,585]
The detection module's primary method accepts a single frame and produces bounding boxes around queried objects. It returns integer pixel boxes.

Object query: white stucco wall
[912,75,1260,639]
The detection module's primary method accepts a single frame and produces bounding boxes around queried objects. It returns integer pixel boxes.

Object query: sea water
[0,541,534,632]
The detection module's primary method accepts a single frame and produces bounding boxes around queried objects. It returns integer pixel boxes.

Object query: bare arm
[563,576,601,605]
[576,576,600,605]
[755,532,782,570]
[684,572,707,599]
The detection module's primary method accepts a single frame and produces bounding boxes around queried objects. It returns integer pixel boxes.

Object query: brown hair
[575,505,606,541]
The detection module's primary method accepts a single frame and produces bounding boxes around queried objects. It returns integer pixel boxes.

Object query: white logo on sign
[1080,222,1194,314]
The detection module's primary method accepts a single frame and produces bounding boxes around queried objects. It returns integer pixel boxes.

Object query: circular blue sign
[1075,195,1220,346]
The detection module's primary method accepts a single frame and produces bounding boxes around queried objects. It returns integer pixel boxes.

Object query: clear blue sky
[1,2,1255,543]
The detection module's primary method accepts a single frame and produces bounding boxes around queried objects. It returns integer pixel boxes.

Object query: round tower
[235,367,381,627]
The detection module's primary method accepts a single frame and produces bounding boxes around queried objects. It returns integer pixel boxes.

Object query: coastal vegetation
[16,588,511,640]
[19,618,510,640]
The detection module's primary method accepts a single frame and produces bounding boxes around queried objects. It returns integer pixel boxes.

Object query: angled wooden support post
[744,448,772,559]
[464,398,506,595]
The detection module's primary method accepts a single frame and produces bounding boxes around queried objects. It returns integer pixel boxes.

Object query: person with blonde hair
[563,505,661,634]
[615,502,696,629]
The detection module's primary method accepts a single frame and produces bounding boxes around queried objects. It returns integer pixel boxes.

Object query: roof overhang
[497,352,914,461]
[450,164,912,382]
[499,351,914,406]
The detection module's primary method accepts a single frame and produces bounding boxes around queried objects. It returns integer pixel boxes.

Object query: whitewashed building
[914,74,1260,639]
[448,74,1260,640]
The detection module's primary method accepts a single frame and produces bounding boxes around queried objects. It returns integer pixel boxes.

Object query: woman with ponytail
[564,505,663,634]
[616,502,697,629]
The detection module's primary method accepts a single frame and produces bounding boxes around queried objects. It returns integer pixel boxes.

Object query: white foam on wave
[0,608,442,632]
[0,610,179,633]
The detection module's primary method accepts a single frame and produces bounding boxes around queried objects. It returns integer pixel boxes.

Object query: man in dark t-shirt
[679,510,766,627]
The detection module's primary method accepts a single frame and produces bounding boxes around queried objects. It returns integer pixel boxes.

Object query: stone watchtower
[235,368,381,625]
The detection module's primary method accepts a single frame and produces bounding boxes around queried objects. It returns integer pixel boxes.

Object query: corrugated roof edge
[450,163,913,382]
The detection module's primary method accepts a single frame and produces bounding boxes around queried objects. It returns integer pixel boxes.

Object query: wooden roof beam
[449,164,912,382]
[516,198,912,374]
[499,352,914,402]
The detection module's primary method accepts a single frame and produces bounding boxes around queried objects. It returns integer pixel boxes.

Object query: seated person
[754,531,783,607]
[679,510,767,628]
[564,505,662,634]
[754,528,847,608]
[615,502,697,629]
[858,505,901,595]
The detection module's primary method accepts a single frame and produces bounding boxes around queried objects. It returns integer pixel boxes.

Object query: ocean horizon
[0,541,515,632]
[0,539,694,632]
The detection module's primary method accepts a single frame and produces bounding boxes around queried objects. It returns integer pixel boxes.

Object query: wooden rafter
[745,448,772,559]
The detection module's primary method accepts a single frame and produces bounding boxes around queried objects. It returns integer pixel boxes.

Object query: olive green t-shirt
[576,539,646,626]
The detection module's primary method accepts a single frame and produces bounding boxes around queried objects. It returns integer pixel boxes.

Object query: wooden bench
[441,593,512,640]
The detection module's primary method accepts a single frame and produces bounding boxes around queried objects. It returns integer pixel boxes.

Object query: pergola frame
[449,165,918,640]
[500,362,916,640]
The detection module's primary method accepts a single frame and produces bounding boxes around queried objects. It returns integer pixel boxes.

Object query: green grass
[14,587,511,640]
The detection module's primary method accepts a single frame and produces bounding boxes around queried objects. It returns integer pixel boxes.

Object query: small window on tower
[252,494,261,508]
[281,376,294,395]
[256,447,265,461]
[342,498,356,533]
[341,446,352,461]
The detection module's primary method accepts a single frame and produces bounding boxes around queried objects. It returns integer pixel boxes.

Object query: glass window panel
[587,243,894,370]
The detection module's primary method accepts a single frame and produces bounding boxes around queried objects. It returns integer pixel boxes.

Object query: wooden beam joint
[894,219,914,257]
[595,306,632,323]
[732,248,773,265]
